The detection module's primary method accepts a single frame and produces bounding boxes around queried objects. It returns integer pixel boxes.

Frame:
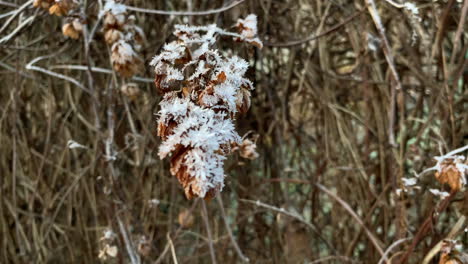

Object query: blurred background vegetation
[0,0,467,263]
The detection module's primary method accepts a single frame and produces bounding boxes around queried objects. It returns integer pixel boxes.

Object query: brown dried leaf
[435,159,463,192]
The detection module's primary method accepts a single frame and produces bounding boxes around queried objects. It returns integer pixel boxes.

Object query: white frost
[157,96,240,197]
[429,189,450,199]
[102,0,127,15]
[402,177,417,187]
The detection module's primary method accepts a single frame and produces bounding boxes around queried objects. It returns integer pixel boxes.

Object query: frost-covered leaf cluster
[152,16,262,199]
[103,0,145,77]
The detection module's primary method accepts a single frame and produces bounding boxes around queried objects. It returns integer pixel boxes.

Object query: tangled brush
[151,15,261,199]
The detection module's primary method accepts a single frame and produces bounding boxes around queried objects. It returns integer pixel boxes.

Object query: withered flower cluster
[33,0,83,39]
[434,155,467,192]
[102,1,145,77]
[34,0,145,78]
[420,145,468,193]
[151,16,262,199]
[34,0,75,16]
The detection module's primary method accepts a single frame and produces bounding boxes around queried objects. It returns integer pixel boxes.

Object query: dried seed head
[72,19,83,32]
[178,208,195,228]
[120,83,140,100]
[62,20,82,39]
[104,12,126,28]
[102,1,145,77]
[33,0,53,9]
[104,28,123,44]
[111,40,142,77]
[98,244,118,260]
[236,14,258,39]
[238,138,259,160]
[235,14,263,48]
[48,0,74,16]
[102,1,127,29]
[137,236,152,257]
[434,157,467,192]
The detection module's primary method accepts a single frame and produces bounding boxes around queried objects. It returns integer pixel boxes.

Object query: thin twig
[26,54,93,95]
[309,256,359,263]
[421,215,466,264]
[314,183,389,263]
[49,64,153,83]
[0,1,19,8]
[117,216,141,264]
[265,10,364,47]
[449,0,468,66]
[398,191,457,264]
[0,0,33,35]
[378,238,412,264]
[216,195,249,262]
[365,0,403,147]
[240,198,336,253]
[0,15,36,44]
[126,0,245,16]
[167,233,179,264]
[201,200,217,264]
[154,199,199,264]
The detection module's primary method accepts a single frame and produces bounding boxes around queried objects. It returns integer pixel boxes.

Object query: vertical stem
[201,200,217,264]
[216,195,249,262]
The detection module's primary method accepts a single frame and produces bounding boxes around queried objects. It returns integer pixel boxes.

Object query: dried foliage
[0,0,467,263]
[34,0,75,16]
[152,19,261,199]
[103,1,145,77]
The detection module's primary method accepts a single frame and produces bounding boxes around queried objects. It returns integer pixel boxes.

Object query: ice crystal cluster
[151,15,262,199]
[102,1,145,77]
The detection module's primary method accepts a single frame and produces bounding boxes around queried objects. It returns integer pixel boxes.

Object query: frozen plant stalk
[151,15,262,199]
